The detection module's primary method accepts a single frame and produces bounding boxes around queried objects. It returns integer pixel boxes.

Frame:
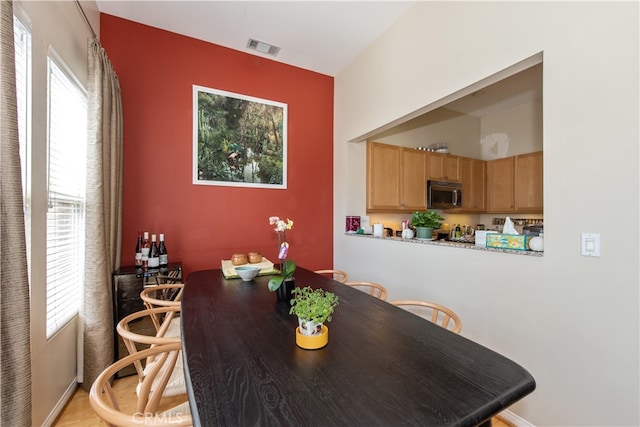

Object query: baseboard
[498,409,535,427]
[41,379,78,427]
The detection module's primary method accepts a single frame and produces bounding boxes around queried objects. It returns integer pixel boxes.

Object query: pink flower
[269,216,280,224]
[268,216,294,260]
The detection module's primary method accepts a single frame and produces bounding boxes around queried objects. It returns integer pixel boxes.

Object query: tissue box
[475,230,498,247]
[486,234,531,251]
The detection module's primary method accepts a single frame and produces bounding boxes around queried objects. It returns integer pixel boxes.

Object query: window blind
[46,56,87,339]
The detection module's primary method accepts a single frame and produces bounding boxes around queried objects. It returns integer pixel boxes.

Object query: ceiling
[96,0,415,77]
[95,1,542,119]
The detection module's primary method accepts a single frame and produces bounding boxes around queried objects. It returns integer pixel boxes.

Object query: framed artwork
[193,85,287,188]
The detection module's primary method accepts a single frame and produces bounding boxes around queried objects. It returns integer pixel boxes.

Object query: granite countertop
[345,233,543,257]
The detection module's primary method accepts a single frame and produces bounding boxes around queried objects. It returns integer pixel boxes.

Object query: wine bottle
[148,234,160,269]
[158,233,168,268]
[134,230,143,268]
[141,231,150,270]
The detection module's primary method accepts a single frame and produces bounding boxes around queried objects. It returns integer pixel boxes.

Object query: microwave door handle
[453,189,458,206]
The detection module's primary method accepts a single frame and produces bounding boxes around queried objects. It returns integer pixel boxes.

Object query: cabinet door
[426,153,444,180]
[460,157,486,211]
[367,142,401,211]
[443,155,460,181]
[401,148,426,210]
[515,151,543,212]
[486,157,515,212]
[427,153,460,181]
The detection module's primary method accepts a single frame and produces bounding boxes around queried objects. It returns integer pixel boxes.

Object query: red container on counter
[346,216,361,232]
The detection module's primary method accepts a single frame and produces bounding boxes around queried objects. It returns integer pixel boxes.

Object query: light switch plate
[581,233,601,257]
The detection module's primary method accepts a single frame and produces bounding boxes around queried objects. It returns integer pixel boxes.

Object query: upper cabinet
[486,151,543,213]
[401,148,428,210]
[367,141,541,215]
[459,157,486,211]
[426,153,460,182]
[367,142,426,213]
[514,151,543,212]
[486,157,515,212]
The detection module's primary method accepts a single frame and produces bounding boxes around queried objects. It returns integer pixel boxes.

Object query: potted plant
[410,210,445,240]
[268,259,296,294]
[289,286,339,349]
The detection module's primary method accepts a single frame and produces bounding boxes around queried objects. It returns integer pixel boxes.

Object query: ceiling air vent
[246,38,280,56]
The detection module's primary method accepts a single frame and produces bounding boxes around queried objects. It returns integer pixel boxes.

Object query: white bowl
[235,266,260,281]
[528,236,544,252]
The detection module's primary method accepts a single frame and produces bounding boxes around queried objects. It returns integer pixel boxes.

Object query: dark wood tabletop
[181,267,535,427]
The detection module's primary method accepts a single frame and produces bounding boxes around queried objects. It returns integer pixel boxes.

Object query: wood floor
[53,375,187,427]
[53,376,513,427]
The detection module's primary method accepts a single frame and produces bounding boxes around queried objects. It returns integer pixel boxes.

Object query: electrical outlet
[581,233,601,257]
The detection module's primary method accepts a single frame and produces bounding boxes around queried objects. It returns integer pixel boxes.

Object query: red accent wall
[101,14,334,276]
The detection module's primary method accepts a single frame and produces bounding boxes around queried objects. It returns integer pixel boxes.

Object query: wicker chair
[390,300,462,333]
[345,281,388,300]
[141,283,184,310]
[117,306,185,396]
[313,269,349,283]
[89,342,192,426]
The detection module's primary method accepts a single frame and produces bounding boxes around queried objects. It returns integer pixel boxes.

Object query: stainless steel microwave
[427,180,463,209]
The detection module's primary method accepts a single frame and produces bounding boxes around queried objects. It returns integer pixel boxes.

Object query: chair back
[90,342,192,426]
[141,283,184,309]
[314,269,349,283]
[117,306,183,394]
[345,281,388,300]
[390,300,462,333]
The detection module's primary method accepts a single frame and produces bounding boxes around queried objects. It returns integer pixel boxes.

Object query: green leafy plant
[410,210,445,229]
[268,259,296,292]
[289,286,339,324]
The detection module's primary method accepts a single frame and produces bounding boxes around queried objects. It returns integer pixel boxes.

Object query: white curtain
[80,37,123,390]
[0,0,31,425]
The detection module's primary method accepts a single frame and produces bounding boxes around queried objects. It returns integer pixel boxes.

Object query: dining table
[181,267,535,427]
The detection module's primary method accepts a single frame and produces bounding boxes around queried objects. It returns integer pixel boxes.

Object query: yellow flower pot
[295,325,328,350]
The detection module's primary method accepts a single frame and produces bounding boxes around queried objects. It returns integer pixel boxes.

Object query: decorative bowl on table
[248,252,262,263]
[231,253,248,265]
[235,266,260,281]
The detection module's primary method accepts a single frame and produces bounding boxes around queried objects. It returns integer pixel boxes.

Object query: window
[46,54,87,339]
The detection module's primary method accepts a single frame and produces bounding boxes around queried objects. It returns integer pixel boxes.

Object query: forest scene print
[194,85,287,188]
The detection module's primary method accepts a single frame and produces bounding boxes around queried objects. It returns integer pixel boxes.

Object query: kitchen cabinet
[486,151,543,213]
[367,141,426,212]
[486,157,514,212]
[460,157,486,211]
[514,151,543,212]
[426,152,460,181]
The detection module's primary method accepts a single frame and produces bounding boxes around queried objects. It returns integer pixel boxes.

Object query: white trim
[41,380,78,427]
[498,409,536,427]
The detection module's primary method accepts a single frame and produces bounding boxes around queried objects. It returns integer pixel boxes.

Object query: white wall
[334,2,639,426]
[373,111,481,157]
[15,1,98,425]
[481,99,543,159]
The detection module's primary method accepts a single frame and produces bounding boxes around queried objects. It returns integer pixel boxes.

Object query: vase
[298,318,324,336]
[295,325,329,349]
[276,278,295,303]
[416,226,433,239]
